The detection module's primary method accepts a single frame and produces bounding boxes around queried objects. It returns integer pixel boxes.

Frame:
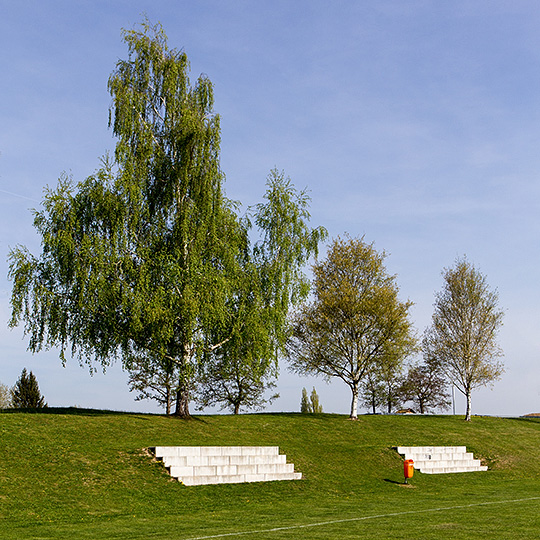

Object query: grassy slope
[0,410,539,539]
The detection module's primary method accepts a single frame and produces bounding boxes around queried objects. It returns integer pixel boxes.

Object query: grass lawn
[0,410,539,539]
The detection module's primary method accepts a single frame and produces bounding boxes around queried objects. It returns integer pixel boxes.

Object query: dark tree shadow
[0,406,207,422]
[384,478,408,485]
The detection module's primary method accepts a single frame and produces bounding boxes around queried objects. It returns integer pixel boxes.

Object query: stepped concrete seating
[152,446,302,486]
[396,446,488,474]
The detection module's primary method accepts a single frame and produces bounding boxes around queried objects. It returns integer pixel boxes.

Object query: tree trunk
[174,347,192,418]
[234,403,240,415]
[174,384,190,418]
[350,384,359,420]
[464,391,472,421]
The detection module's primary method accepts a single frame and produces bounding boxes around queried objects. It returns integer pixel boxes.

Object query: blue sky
[1,1,539,416]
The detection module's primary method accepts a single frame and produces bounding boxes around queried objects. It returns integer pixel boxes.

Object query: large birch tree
[8,21,325,417]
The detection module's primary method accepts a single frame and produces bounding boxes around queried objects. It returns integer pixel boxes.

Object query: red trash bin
[404,459,414,483]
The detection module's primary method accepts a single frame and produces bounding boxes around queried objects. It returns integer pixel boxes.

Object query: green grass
[1,409,539,539]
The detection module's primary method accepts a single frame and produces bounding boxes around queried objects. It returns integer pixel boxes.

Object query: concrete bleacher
[396,446,488,474]
[152,446,302,486]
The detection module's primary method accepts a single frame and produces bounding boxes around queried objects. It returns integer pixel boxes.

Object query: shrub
[0,382,11,408]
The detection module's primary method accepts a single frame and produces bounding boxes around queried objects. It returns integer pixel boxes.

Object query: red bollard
[404,459,414,483]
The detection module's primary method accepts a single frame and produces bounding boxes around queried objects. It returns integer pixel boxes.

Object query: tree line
[288,237,504,421]
[7,20,504,421]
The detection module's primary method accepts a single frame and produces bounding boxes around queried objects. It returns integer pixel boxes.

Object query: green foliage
[1,411,540,539]
[310,387,323,413]
[8,19,230,409]
[195,169,326,415]
[300,387,311,413]
[7,20,326,418]
[288,236,416,419]
[11,368,47,408]
[300,386,322,414]
[423,257,504,421]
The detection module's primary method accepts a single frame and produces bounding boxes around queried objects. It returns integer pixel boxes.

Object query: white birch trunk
[350,383,359,420]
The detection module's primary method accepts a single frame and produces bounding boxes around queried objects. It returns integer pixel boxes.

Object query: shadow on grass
[384,478,406,485]
[384,478,416,488]
[517,416,540,425]
[0,407,208,422]
[240,412,347,420]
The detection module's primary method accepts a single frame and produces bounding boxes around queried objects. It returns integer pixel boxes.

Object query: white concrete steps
[397,446,488,474]
[152,446,302,486]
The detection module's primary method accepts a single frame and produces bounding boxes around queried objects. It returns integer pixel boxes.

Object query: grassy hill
[1,410,539,539]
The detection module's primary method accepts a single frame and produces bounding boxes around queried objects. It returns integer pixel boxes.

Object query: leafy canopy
[8,20,326,417]
[288,236,416,419]
[423,257,504,420]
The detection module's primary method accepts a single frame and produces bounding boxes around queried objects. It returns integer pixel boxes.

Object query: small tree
[423,258,504,421]
[127,355,179,415]
[300,388,312,413]
[360,358,405,414]
[310,387,323,413]
[400,360,451,414]
[194,335,280,415]
[377,357,406,414]
[360,368,384,414]
[288,237,416,419]
[0,382,12,408]
[11,368,47,408]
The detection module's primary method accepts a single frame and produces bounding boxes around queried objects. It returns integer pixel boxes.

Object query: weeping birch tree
[9,21,238,417]
[8,21,326,417]
[194,171,326,414]
[423,258,504,421]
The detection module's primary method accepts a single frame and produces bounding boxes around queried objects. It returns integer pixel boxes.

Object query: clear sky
[1,1,539,416]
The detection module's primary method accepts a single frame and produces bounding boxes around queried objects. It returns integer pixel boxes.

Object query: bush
[0,382,11,408]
